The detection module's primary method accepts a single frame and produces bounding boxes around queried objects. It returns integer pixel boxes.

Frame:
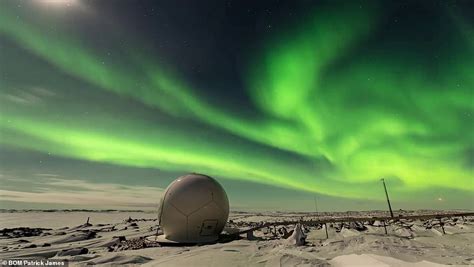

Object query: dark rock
[57,247,88,256]
[112,236,126,242]
[86,231,97,239]
[0,227,50,239]
[350,222,368,231]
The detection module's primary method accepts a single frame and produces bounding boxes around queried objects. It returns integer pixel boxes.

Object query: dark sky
[0,0,472,211]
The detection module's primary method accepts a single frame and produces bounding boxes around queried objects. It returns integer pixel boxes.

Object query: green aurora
[0,0,472,209]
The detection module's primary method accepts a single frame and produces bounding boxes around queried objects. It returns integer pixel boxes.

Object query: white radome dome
[157,173,229,243]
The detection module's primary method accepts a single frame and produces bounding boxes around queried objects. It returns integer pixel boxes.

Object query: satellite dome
[157,173,229,243]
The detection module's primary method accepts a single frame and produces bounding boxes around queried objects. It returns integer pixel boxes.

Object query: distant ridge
[1,209,471,214]
[0,209,150,213]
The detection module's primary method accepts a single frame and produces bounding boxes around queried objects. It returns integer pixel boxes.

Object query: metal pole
[314,196,318,213]
[381,178,394,218]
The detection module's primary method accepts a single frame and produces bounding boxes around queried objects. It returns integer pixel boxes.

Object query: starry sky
[0,0,473,211]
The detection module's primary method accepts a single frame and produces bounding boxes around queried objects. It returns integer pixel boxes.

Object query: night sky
[0,0,473,211]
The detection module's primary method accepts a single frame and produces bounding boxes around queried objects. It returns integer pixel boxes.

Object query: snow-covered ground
[0,211,472,266]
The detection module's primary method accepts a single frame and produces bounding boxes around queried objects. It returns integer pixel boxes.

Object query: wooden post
[439,218,445,235]
[324,223,329,239]
[86,217,90,225]
[383,220,388,235]
[246,230,254,240]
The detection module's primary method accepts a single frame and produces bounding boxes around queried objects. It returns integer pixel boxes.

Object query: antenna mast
[381,178,394,218]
